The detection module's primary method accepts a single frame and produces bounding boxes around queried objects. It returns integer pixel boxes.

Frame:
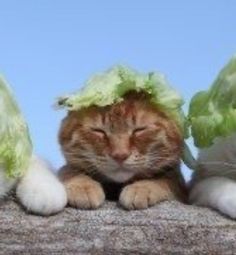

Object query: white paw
[16,156,67,215]
[217,194,236,219]
[190,177,236,219]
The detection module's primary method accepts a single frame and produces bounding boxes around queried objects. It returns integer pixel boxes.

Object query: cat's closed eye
[90,126,150,138]
[132,126,148,136]
[90,127,107,138]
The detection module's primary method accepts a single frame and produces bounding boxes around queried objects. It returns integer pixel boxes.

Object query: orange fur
[59,92,187,209]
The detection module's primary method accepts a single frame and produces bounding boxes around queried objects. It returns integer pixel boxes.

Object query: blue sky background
[0,0,235,179]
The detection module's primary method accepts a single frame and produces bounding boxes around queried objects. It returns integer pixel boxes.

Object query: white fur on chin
[104,170,135,183]
[16,155,67,215]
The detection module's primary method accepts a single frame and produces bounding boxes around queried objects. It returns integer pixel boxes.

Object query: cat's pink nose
[111,151,130,163]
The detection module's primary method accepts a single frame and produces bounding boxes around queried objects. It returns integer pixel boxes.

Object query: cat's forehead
[76,96,165,130]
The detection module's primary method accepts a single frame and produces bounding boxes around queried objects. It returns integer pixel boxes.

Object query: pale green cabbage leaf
[0,76,32,178]
[189,55,236,148]
[57,65,189,138]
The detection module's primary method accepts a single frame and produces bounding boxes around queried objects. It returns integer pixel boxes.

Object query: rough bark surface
[1,197,236,255]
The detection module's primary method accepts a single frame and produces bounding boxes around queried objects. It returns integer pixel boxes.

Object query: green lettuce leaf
[188,55,236,148]
[0,76,33,178]
[57,65,188,138]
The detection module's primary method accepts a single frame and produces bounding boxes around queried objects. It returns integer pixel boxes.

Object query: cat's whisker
[146,157,178,170]
[65,151,107,162]
[149,153,173,157]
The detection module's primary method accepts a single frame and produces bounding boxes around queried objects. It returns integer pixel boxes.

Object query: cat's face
[59,92,183,183]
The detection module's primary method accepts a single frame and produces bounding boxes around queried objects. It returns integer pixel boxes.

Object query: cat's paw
[17,179,67,216]
[217,194,236,218]
[16,156,67,215]
[190,177,236,219]
[66,177,105,209]
[119,180,163,210]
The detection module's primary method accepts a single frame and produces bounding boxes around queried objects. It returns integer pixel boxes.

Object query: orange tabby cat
[58,91,187,210]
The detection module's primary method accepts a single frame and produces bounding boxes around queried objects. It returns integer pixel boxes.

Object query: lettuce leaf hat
[0,76,32,178]
[189,55,236,148]
[57,65,194,167]
[57,65,189,137]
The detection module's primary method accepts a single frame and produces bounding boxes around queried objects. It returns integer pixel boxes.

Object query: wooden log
[1,197,236,255]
